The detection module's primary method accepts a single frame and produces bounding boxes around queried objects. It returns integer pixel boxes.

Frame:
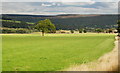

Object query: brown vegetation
[65,37,119,71]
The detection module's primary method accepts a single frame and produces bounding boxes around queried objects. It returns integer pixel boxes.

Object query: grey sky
[2,2,118,15]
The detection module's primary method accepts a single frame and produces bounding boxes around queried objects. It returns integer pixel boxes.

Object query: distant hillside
[1,14,118,29]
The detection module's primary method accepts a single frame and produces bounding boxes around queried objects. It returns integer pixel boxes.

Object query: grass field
[2,33,115,71]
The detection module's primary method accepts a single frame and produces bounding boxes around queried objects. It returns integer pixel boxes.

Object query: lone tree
[35,19,56,36]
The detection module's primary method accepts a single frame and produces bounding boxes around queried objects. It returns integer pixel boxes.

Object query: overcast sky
[2,1,119,15]
[2,0,119,2]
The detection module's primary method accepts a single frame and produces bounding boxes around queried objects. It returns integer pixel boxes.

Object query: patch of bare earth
[64,37,119,71]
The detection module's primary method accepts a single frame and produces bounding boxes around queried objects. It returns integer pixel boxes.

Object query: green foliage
[95,28,103,33]
[35,19,56,36]
[2,14,118,30]
[108,29,113,33]
[2,29,16,33]
[16,28,31,33]
[0,19,34,24]
[70,30,74,33]
[83,29,87,33]
[1,28,31,33]
[78,29,83,33]
[1,19,34,28]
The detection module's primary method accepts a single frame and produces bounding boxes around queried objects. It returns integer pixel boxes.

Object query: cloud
[2,2,118,15]
[41,3,52,7]
[93,0,119,2]
[81,2,118,9]
[2,0,119,2]
[61,2,95,6]
[40,3,61,7]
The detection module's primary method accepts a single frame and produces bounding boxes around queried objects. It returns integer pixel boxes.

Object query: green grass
[2,33,115,71]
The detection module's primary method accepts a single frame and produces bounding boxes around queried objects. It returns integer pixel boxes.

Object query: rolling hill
[1,14,118,29]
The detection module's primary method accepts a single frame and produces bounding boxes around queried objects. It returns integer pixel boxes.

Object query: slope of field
[65,36,118,71]
[2,34,115,71]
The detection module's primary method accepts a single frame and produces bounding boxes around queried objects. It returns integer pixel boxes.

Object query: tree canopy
[35,19,56,36]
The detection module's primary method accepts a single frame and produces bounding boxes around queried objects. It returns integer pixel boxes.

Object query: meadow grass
[2,33,115,71]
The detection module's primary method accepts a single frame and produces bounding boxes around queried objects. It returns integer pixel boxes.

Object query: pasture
[2,33,115,71]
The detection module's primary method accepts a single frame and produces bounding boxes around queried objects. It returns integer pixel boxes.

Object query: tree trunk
[42,32,44,36]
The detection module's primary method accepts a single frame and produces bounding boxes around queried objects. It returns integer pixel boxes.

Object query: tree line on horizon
[0,18,119,36]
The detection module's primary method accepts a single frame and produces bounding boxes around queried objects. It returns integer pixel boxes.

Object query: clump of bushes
[47,30,56,33]
[0,28,32,34]
[83,29,87,33]
[78,29,83,33]
[70,30,74,33]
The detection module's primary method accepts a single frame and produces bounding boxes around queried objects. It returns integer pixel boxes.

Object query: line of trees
[69,28,117,34]
[2,14,118,30]
[1,19,56,36]
[1,18,119,36]
[0,28,32,34]
[1,20,33,28]
[70,29,87,34]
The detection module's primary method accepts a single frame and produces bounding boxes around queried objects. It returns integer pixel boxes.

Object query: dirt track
[65,36,119,71]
